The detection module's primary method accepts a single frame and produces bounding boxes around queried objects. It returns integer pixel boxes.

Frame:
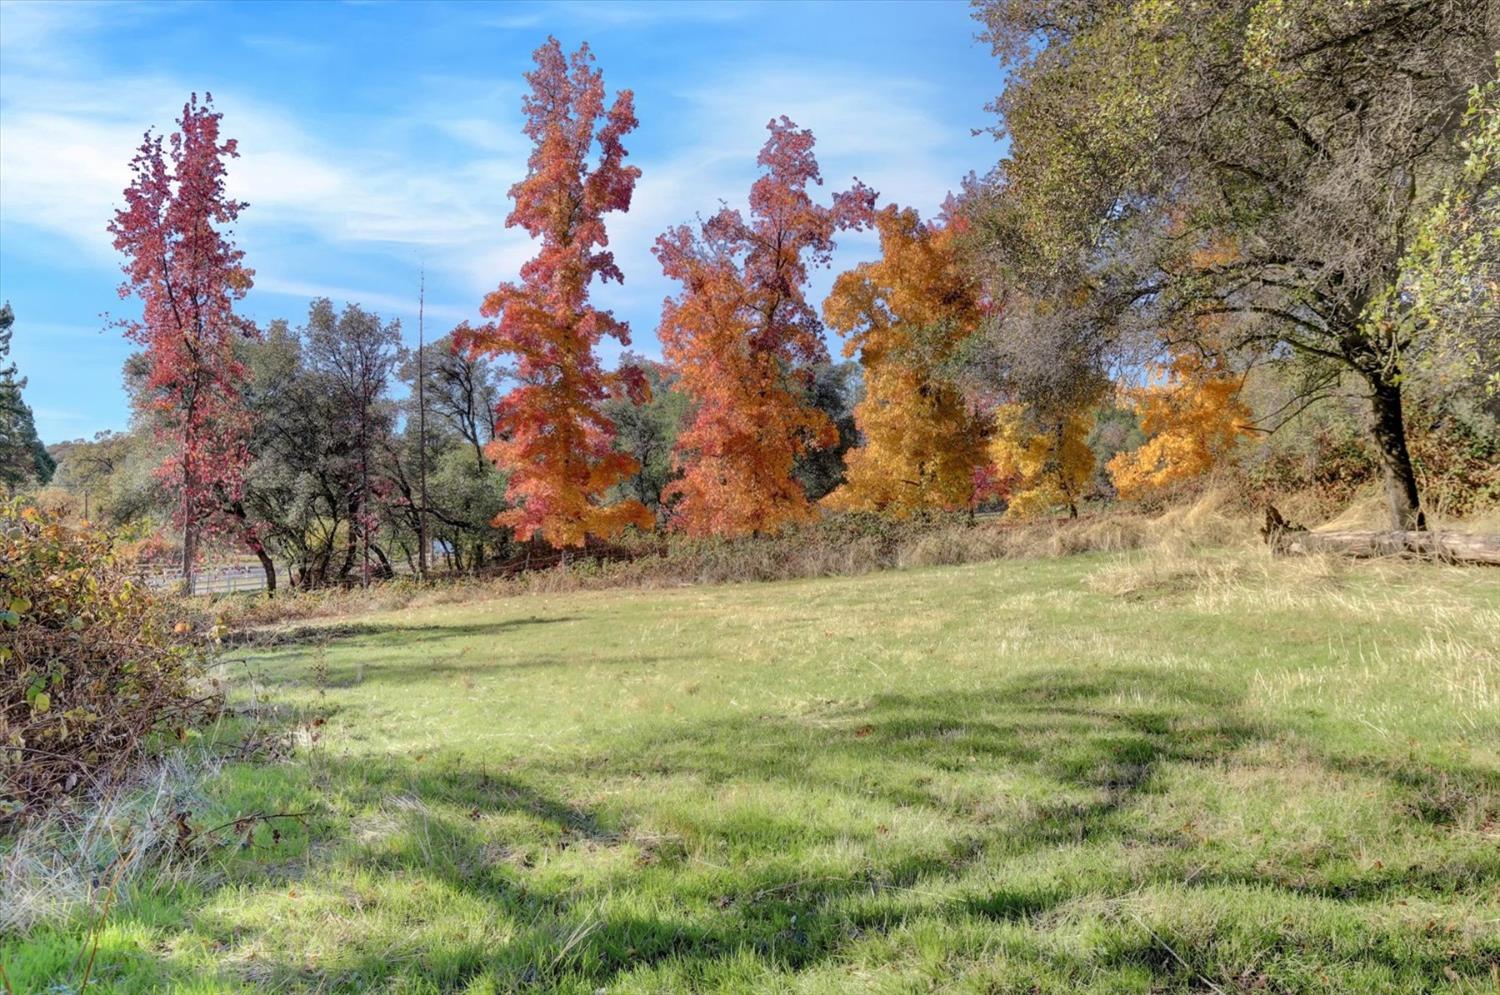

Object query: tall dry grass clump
[1082,489,1272,598]
[1,748,223,934]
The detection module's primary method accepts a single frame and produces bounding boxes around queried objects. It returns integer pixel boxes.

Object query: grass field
[7,548,1500,993]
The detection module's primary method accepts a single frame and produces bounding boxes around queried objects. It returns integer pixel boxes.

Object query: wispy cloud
[0,66,535,299]
[239,33,334,61]
[481,12,546,30]
[2,5,971,306]
[552,1,752,27]
[591,61,978,352]
[0,0,998,438]
[254,276,473,324]
[0,1,109,64]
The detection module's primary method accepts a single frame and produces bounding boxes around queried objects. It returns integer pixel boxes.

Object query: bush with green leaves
[1,500,220,822]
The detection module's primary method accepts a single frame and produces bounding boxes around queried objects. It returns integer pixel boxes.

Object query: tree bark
[370,542,396,580]
[182,417,196,595]
[224,495,276,596]
[337,494,359,581]
[181,521,197,595]
[310,536,334,589]
[253,545,277,596]
[1365,374,1426,531]
[1262,506,1498,565]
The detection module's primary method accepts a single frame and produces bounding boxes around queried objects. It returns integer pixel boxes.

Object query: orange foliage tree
[1107,351,1251,499]
[459,38,651,548]
[823,204,987,516]
[989,404,1096,519]
[654,117,874,536]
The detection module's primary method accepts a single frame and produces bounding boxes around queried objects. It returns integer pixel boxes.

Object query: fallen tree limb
[1261,506,1500,566]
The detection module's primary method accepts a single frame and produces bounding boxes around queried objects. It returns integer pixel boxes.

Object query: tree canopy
[969,0,1497,528]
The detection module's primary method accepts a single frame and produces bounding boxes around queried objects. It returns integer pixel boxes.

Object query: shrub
[1408,408,1500,519]
[1,500,220,823]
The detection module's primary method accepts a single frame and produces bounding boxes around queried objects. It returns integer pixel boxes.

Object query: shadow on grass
[341,652,694,689]
[239,615,580,650]
[129,664,1497,992]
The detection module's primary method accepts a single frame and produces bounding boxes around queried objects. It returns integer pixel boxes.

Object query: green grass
[7,549,1500,993]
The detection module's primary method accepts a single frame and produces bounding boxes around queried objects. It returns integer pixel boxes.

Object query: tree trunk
[370,542,395,580]
[311,538,334,588]
[254,545,277,596]
[1262,507,1499,565]
[338,497,359,581]
[1365,374,1426,531]
[181,522,197,595]
[181,423,196,595]
[225,496,276,596]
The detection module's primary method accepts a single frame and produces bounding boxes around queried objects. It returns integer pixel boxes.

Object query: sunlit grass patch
[5,548,1497,993]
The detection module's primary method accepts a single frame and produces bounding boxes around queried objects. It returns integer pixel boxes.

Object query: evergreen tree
[0,302,56,489]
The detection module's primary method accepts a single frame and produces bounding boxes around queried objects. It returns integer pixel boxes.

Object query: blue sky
[0,0,1006,444]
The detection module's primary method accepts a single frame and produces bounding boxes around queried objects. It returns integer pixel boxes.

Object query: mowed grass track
[8,551,1500,993]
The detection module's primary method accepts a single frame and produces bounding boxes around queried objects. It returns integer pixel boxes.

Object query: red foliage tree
[655,118,874,536]
[108,93,263,590]
[459,38,650,548]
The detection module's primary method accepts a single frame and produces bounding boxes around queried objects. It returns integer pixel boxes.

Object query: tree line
[5,2,1495,592]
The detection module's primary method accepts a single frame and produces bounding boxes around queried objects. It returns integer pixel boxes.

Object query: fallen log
[1261,506,1500,566]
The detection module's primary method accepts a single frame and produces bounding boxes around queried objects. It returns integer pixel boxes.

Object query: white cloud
[672,63,967,211]
[0,65,534,300]
[239,34,333,61]
[1,14,979,351]
[591,62,979,347]
[480,12,546,30]
[0,2,111,66]
[0,109,139,260]
[551,1,751,27]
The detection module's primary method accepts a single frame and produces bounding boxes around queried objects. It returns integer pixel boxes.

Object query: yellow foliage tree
[822,205,988,516]
[1107,351,1250,499]
[989,403,1096,519]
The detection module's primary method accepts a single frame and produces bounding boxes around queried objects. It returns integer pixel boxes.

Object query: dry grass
[209,487,1500,642]
[0,747,225,935]
[212,505,1231,636]
[1274,481,1500,534]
